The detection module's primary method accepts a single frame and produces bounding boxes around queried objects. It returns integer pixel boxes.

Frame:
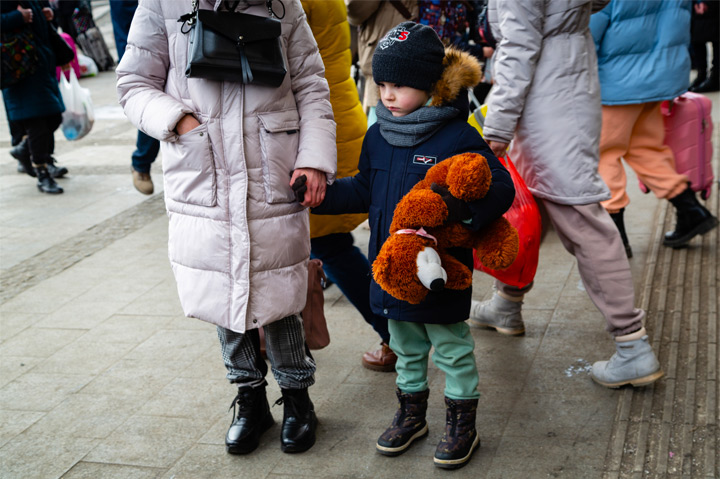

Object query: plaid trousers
[216,314,316,390]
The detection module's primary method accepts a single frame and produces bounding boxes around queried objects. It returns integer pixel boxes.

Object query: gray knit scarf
[375,102,460,147]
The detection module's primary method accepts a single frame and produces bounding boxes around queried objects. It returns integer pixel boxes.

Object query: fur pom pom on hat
[372,22,445,92]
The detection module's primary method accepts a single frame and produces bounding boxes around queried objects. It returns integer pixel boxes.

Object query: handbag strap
[179,0,284,31]
[389,0,413,20]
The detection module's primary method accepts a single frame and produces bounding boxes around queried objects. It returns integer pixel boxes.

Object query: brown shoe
[362,342,397,372]
[132,169,154,195]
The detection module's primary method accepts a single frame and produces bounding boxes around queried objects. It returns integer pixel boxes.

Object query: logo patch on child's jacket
[378,27,410,50]
[413,155,437,165]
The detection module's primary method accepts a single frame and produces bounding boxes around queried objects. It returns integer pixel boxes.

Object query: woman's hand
[17,5,32,23]
[488,140,509,159]
[175,114,200,135]
[290,168,326,207]
[42,7,54,21]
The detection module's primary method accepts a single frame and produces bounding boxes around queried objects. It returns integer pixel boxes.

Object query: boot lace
[229,390,252,420]
[274,396,300,417]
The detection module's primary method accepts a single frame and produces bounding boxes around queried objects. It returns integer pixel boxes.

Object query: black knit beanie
[372,22,445,92]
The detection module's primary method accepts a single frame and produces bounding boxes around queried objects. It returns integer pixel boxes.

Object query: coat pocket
[258,110,300,204]
[163,122,217,207]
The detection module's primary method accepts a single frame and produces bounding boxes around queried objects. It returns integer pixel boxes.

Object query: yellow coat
[301,0,368,238]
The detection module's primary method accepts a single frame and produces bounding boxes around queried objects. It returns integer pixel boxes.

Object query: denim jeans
[110,0,159,174]
[131,130,160,174]
[310,232,390,344]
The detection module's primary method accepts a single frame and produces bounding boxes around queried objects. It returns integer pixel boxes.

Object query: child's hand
[431,183,471,223]
[290,168,326,207]
[291,174,307,203]
[42,7,54,21]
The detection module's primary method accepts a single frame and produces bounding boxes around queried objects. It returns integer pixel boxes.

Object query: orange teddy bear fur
[372,152,519,304]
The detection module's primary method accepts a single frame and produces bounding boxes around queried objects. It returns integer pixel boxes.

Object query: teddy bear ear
[446,152,492,201]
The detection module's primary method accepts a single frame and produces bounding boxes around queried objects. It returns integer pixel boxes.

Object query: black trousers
[15,113,62,167]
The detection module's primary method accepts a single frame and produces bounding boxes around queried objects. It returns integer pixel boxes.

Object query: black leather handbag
[182,0,286,87]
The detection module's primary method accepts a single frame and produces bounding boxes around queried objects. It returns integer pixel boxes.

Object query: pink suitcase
[640,92,714,199]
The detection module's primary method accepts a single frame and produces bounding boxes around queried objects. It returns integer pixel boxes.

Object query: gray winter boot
[468,291,524,335]
[591,327,663,388]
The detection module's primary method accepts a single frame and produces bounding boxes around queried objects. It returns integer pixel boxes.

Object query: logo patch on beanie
[378,27,410,50]
[413,155,437,165]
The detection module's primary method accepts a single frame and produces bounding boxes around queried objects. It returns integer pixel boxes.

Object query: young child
[311,21,515,469]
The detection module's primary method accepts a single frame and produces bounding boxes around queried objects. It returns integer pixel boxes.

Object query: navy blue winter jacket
[313,116,515,324]
[1,1,65,121]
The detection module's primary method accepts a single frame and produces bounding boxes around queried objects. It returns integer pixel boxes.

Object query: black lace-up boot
[276,388,317,453]
[35,166,63,194]
[609,208,632,258]
[376,388,429,456]
[225,385,274,455]
[433,397,480,469]
[46,157,68,179]
[663,186,718,248]
[10,138,35,177]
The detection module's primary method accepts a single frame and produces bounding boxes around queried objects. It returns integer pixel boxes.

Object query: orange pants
[598,102,688,213]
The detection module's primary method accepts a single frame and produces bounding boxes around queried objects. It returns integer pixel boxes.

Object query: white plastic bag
[76,51,98,77]
[59,69,94,141]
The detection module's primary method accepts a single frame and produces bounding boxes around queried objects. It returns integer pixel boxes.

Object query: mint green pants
[388,319,480,400]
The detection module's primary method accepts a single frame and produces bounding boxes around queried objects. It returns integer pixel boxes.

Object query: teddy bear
[372,152,519,305]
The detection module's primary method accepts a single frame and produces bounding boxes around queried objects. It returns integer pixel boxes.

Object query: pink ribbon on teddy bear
[394,227,438,246]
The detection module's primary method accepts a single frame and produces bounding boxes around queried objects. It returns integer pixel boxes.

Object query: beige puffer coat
[485,0,611,205]
[116,0,337,333]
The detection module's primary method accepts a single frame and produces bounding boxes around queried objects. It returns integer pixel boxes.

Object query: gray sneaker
[591,328,663,388]
[468,293,525,335]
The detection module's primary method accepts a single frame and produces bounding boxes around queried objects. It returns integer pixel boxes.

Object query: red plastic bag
[474,155,541,288]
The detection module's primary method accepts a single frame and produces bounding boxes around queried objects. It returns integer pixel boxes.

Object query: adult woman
[472,0,663,389]
[1,1,65,194]
[116,0,336,454]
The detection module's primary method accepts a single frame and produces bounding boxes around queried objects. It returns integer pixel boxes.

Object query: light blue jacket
[590,0,691,105]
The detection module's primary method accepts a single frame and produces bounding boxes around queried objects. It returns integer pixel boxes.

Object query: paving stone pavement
[1,5,719,479]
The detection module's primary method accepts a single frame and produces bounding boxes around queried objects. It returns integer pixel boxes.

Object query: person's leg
[541,201,663,387]
[109,0,137,61]
[694,39,719,93]
[131,130,159,194]
[469,199,551,333]
[310,232,395,370]
[376,319,431,456]
[263,315,318,453]
[624,102,718,247]
[23,114,63,194]
[597,104,643,214]
[216,325,274,454]
[311,233,389,342]
[427,322,480,469]
[545,201,642,335]
[623,102,688,200]
[8,120,33,176]
[597,103,643,257]
[689,41,708,90]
